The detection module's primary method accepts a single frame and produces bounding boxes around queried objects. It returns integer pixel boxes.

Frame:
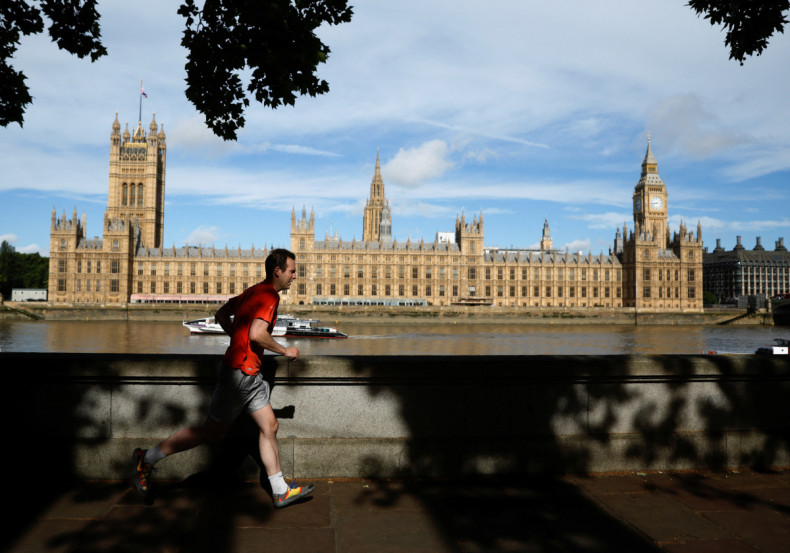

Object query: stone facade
[48,116,702,311]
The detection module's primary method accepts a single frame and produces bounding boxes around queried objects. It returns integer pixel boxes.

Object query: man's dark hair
[265,248,296,279]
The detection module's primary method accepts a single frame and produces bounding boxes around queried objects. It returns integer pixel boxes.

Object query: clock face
[650,196,663,210]
[634,197,642,212]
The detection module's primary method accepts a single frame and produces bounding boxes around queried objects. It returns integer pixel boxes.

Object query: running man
[132,248,314,508]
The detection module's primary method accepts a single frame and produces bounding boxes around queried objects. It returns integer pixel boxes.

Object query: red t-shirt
[222,281,279,375]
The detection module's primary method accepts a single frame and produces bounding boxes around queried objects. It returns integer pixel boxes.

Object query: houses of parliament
[48,114,703,312]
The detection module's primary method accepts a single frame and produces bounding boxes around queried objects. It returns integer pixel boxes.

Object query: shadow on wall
[2,352,789,552]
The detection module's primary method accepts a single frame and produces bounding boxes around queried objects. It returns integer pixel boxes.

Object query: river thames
[0,319,787,356]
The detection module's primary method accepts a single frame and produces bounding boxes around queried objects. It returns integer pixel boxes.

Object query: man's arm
[214,295,239,335]
[249,318,299,360]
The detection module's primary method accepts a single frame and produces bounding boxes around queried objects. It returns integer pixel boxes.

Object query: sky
[2,1,790,258]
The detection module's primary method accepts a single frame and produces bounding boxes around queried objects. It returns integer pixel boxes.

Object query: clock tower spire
[632,135,668,246]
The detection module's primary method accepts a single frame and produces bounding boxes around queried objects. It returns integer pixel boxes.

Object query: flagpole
[138,79,143,124]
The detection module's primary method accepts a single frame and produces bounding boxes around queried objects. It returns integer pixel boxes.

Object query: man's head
[265,248,297,291]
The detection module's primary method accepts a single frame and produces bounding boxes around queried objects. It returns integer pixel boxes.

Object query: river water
[1,319,787,355]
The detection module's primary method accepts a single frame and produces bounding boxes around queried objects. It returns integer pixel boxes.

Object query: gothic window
[122,184,128,206]
[137,184,144,206]
[129,185,135,206]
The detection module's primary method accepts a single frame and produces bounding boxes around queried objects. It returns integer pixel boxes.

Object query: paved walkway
[6,470,790,552]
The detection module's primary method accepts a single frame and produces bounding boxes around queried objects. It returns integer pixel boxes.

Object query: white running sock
[268,472,288,495]
[143,445,165,466]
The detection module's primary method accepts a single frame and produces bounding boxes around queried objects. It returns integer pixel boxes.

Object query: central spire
[363,150,391,242]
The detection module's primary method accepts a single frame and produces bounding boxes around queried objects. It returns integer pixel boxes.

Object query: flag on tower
[141,85,148,98]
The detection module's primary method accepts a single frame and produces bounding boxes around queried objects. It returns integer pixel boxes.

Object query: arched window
[122,184,128,206]
[129,184,135,206]
[137,184,144,206]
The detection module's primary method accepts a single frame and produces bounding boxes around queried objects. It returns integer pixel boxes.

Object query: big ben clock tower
[632,135,668,246]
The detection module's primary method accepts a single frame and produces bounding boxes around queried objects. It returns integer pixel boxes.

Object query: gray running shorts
[208,363,271,424]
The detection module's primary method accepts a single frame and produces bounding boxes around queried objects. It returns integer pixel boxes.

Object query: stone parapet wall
[3,353,788,480]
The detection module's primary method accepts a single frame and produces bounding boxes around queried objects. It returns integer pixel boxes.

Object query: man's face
[274,258,297,292]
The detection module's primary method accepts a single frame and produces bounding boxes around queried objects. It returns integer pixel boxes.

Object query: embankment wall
[4,301,771,325]
[3,353,788,481]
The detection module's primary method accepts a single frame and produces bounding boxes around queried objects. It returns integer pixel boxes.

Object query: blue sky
[2,1,790,257]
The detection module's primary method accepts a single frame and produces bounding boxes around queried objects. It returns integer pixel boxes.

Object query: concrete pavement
[6,470,790,553]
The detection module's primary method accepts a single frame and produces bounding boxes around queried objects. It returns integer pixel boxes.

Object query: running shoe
[131,448,156,496]
[273,481,315,508]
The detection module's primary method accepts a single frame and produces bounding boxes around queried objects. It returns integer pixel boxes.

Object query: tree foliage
[0,0,106,128]
[689,0,789,64]
[178,0,353,140]
[0,241,49,299]
[1,0,352,139]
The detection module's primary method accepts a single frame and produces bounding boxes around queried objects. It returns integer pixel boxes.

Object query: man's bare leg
[250,404,315,507]
[159,418,229,456]
[250,404,281,475]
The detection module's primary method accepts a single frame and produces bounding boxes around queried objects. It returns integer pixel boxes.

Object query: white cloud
[0,233,19,244]
[18,244,41,254]
[646,94,750,159]
[184,225,220,245]
[383,140,455,187]
[563,239,592,253]
[574,212,632,230]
